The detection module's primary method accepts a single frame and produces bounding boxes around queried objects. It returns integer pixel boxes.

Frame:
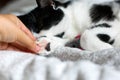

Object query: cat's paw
[36,37,52,55]
[36,36,67,55]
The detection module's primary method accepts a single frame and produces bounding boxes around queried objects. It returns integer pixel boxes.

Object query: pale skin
[0,14,41,54]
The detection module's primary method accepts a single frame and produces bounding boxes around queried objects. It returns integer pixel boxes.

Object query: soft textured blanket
[0,0,120,80]
[0,48,120,80]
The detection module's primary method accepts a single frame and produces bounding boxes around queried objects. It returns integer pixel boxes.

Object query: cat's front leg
[80,30,113,52]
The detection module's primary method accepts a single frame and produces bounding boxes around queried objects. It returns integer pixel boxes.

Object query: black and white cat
[18,0,120,54]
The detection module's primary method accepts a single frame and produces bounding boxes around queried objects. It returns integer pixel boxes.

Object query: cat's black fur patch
[97,34,114,44]
[109,40,115,45]
[45,43,51,51]
[53,0,71,8]
[97,34,110,43]
[90,5,115,23]
[115,0,120,4]
[18,6,64,33]
[91,23,111,29]
[18,13,37,32]
[55,32,65,38]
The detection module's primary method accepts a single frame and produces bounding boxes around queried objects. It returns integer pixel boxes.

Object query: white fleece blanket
[0,48,120,80]
[0,0,120,80]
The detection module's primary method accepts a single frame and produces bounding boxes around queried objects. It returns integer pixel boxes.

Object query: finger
[1,14,40,53]
[3,14,36,41]
[16,29,40,53]
[10,42,28,51]
[0,42,20,51]
[10,42,39,54]
[10,14,36,41]
[0,42,8,50]
[17,19,36,40]
[6,44,21,51]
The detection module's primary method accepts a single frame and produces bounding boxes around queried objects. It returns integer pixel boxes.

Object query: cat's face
[33,0,71,33]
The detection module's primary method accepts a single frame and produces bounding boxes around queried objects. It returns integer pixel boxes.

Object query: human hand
[0,14,40,54]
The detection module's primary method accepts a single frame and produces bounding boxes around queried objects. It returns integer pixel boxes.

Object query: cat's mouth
[65,35,84,50]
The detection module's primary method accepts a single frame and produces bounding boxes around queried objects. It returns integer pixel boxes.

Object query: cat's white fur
[36,0,120,54]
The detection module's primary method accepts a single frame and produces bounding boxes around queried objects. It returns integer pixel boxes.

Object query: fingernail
[32,36,36,41]
[35,45,41,52]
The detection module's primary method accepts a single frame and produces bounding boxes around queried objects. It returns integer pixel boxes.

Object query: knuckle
[0,15,6,21]
[8,14,16,18]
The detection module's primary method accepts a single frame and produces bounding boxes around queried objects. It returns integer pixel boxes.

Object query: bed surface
[0,0,120,80]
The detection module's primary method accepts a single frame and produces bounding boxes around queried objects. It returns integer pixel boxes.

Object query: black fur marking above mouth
[55,32,65,38]
[91,23,111,29]
[90,4,115,23]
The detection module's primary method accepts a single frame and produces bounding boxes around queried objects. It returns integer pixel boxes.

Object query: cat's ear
[36,0,54,8]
